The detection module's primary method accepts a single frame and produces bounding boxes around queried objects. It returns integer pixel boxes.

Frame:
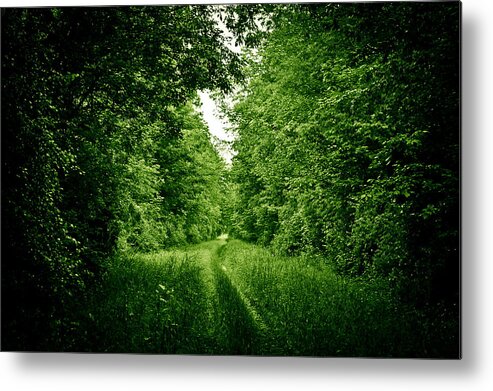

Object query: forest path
[183,238,226,338]
[184,236,267,354]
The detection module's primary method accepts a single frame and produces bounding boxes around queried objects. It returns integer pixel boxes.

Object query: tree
[230,3,459,307]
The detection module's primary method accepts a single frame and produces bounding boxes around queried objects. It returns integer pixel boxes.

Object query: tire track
[210,241,270,354]
[215,263,268,335]
[187,238,269,354]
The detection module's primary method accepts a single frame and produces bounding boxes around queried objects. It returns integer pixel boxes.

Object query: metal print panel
[1,2,460,357]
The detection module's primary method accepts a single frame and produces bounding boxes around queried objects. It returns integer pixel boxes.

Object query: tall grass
[72,250,214,353]
[216,240,458,357]
[67,239,457,357]
[70,240,256,354]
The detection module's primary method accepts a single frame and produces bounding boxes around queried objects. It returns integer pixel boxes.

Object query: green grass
[69,238,458,357]
[216,240,458,357]
[72,248,214,353]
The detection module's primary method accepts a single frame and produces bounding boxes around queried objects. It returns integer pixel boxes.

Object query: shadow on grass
[212,265,263,355]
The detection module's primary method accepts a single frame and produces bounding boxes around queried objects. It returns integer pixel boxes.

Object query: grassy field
[70,238,458,357]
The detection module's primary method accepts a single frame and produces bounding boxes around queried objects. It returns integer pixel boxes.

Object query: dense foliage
[229,3,460,310]
[1,6,249,350]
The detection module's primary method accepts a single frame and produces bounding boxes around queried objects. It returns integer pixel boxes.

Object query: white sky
[198,90,235,164]
[197,10,241,165]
